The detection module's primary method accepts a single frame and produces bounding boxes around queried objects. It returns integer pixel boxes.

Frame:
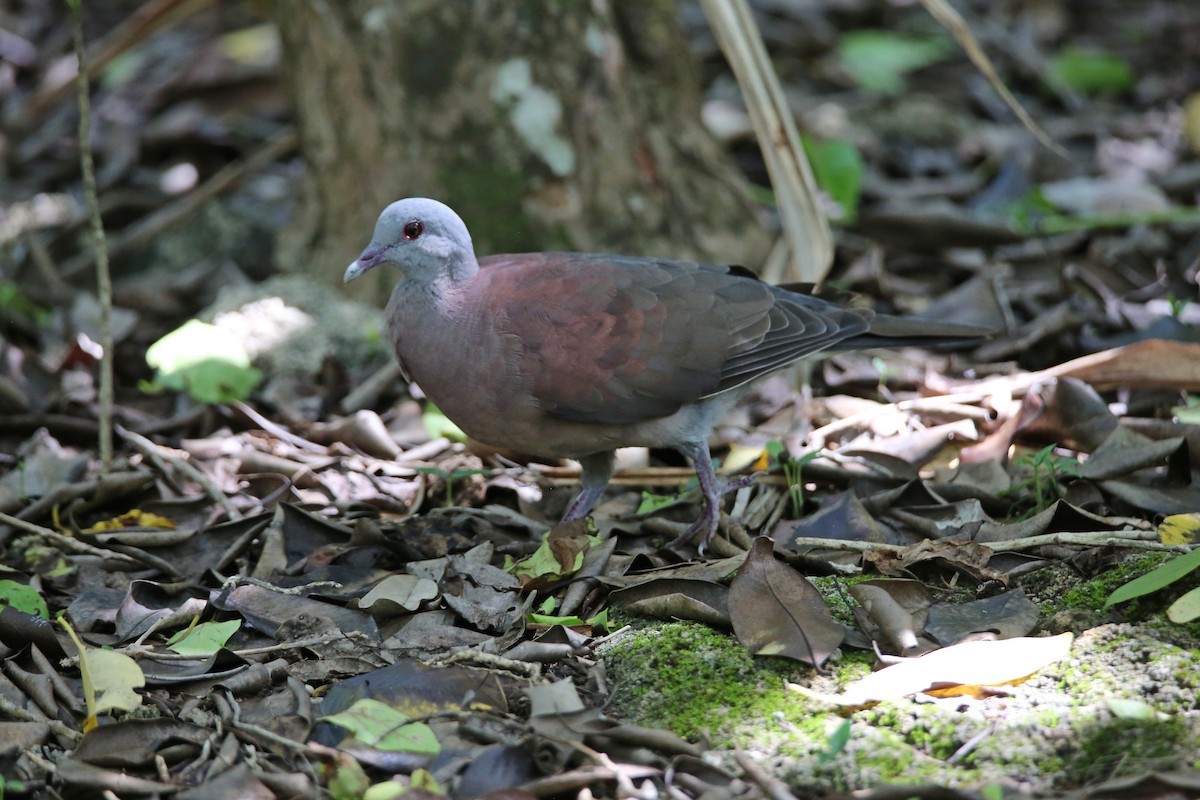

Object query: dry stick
[919,0,1066,157]
[116,425,243,521]
[734,747,800,800]
[787,529,1181,554]
[698,0,832,283]
[68,1,113,469]
[0,510,143,567]
[229,400,325,453]
[16,0,212,130]
[61,128,298,279]
[0,694,82,745]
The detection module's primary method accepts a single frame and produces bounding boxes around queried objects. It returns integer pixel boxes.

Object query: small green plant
[413,465,492,507]
[998,444,1081,519]
[801,134,864,224]
[1046,46,1133,96]
[0,280,48,326]
[1173,395,1200,425]
[766,442,822,517]
[1167,292,1191,320]
[818,718,852,764]
[838,30,953,95]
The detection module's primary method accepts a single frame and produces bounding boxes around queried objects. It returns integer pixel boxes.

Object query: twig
[68,0,114,469]
[698,0,832,282]
[0,694,82,744]
[61,128,297,279]
[988,530,1180,552]
[16,0,213,131]
[0,511,142,566]
[786,529,1181,554]
[213,691,320,756]
[734,747,799,800]
[220,575,343,595]
[919,0,1066,157]
[229,400,325,452]
[116,425,243,520]
[123,632,360,661]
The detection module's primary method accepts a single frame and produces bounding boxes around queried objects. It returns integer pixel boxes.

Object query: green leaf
[322,698,440,754]
[1172,396,1200,425]
[528,608,609,631]
[980,785,1005,800]
[1046,47,1133,95]
[166,620,241,656]
[1105,546,1200,607]
[1167,585,1200,623]
[0,580,49,619]
[1106,697,1164,720]
[509,529,600,582]
[421,403,465,442]
[328,756,371,800]
[802,135,864,223]
[839,30,952,95]
[637,491,680,514]
[0,281,48,326]
[144,320,262,404]
[818,718,852,763]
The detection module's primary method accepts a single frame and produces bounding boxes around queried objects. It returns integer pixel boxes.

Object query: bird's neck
[392,264,474,319]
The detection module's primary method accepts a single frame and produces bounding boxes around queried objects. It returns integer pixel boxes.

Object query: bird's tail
[830,313,994,350]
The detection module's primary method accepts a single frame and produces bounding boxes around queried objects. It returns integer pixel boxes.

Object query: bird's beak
[344,245,386,283]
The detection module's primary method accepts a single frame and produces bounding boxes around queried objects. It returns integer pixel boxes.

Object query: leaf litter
[3,0,1200,798]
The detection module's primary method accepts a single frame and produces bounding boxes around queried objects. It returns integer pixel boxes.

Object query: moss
[1067,717,1191,784]
[601,617,1200,795]
[837,724,982,787]
[1058,552,1170,614]
[862,701,984,762]
[600,621,807,742]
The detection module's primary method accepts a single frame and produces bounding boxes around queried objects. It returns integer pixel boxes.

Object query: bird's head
[344,198,477,286]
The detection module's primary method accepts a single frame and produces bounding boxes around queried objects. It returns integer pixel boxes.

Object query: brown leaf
[926,589,1040,645]
[728,538,844,667]
[610,578,730,629]
[865,538,1001,582]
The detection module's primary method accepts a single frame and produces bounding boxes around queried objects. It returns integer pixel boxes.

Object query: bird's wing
[479,253,871,426]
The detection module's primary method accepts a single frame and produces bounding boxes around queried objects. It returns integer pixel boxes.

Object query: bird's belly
[428,384,741,460]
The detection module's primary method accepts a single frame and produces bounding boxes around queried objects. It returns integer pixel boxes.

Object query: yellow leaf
[83,510,176,533]
[1158,513,1200,545]
[1185,93,1200,155]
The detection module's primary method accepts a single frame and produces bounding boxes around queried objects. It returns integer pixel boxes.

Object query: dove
[346,198,986,546]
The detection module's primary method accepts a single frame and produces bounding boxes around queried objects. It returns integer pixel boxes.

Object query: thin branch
[116,425,244,520]
[0,510,143,567]
[61,128,297,279]
[919,0,1066,157]
[786,529,1181,554]
[698,0,833,283]
[68,0,114,469]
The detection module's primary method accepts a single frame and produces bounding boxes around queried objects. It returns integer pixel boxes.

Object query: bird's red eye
[403,220,423,240]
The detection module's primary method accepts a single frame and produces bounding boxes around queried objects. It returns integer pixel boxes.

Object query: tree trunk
[272,0,770,301]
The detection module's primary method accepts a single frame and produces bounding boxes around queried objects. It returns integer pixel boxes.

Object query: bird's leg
[561,451,616,523]
[671,439,756,549]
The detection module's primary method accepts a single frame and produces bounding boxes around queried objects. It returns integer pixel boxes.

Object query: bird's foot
[670,473,759,553]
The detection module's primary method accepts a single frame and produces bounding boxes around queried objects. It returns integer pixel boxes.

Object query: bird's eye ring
[403,220,424,240]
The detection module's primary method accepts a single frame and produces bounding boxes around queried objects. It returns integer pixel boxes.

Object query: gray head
[344,198,477,285]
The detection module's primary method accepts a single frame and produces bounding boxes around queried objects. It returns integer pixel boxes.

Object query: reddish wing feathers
[478,253,871,427]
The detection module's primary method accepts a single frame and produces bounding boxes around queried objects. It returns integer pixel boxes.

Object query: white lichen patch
[490,59,575,177]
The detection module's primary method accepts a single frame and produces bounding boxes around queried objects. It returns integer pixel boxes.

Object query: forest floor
[2,0,1200,798]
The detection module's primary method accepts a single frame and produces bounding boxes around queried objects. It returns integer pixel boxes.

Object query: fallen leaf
[729,538,844,667]
[789,633,1073,705]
